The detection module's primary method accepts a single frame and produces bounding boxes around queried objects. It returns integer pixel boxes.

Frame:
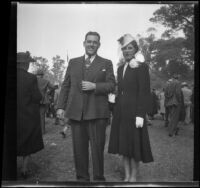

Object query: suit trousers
[168,105,181,136]
[70,118,107,181]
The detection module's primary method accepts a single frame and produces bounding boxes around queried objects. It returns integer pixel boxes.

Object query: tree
[137,28,157,66]
[30,56,50,74]
[50,55,66,85]
[149,4,194,61]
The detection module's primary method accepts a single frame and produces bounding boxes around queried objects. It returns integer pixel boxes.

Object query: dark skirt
[108,103,153,163]
[17,106,44,156]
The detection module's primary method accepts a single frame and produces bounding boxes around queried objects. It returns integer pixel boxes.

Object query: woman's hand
[136,117,144,128]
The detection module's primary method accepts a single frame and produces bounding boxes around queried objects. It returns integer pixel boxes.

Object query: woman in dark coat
[108,34,153,182]
[17,51,44,178]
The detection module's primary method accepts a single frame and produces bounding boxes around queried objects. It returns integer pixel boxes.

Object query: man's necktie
[123,62,129,78]
[85,56,91,68]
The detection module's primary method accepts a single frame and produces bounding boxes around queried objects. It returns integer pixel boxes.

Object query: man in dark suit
[56,31,115,181]
[165,74,183,137]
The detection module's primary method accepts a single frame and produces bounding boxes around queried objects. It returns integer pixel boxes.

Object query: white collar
[85,54,96,63]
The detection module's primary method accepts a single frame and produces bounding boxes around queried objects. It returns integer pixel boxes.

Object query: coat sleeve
[31,76,42,104]
[136,64,151,118]
[94,60,116,95]
[56,60,71,110]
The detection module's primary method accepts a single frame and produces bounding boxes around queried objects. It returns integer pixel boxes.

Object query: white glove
[136,117,144,128]
[108,94,116,103]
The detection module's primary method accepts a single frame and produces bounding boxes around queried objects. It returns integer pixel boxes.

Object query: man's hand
[136,117,144,128]
[82,81,96,91]
[57,109,65,119]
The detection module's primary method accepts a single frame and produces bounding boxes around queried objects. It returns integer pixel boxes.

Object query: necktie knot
[85,56,91,68]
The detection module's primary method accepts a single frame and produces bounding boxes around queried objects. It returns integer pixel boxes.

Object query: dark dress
[17,68,44,156]
[108,63,153,163]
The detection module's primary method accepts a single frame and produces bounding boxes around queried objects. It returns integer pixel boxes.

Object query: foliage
[30,55,66,85]
[31,56,50,74]
[50,55,66,85]
[149,4,194,61]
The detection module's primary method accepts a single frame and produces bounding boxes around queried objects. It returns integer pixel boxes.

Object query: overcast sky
[17,3,170,73]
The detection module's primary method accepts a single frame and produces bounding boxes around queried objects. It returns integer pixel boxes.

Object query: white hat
[118,34,137,49]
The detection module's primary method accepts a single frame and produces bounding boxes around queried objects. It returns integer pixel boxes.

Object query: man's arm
[56,61,72,110]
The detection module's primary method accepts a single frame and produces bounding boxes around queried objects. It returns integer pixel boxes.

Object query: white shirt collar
[85,54,96,63]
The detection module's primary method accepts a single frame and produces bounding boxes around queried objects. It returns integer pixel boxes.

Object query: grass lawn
[17,116,194,183]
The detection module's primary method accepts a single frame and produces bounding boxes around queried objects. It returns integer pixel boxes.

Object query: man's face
[84,35,100,56]
[122,43,137,62]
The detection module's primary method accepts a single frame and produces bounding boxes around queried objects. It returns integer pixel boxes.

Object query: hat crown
[118,34,137,49]
[17,51,35,63]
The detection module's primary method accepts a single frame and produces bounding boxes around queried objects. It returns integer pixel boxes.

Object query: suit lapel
[85,55,104,81]
[71,56,85,82]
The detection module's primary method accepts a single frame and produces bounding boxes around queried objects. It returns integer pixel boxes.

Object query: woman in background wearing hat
[17,51,44,178]
[108,34,153,182]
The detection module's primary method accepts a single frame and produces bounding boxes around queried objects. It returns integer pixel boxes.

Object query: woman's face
[122,43,137,62]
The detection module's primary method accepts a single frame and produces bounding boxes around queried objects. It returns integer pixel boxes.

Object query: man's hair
[85,31,100,42]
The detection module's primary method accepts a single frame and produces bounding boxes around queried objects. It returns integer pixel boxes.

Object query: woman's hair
[129,40,139,53]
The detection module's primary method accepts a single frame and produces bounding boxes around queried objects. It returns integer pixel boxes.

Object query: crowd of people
[16,31,194,182]
[144,77,193,137]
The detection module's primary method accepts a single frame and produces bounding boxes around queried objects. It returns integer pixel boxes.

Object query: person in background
[190,86,194,124]
[17,51,44,178]
[181,82,192,125]
[56,31,115,181]
[164,79,172,127]
[54,85,61,125]
[47,85,59,118]
[108,34,153,182]
[36,69,54,134]
[148,88,159,120]
[164,74,183,137]
[159,88,166,121]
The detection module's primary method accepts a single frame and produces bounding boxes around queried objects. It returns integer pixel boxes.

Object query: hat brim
[121,39,137,49]
[17,57,36,63]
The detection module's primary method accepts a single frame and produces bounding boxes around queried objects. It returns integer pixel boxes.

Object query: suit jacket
[57,55,115,120]
[165,79,182,107]
[116,63,151,118]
